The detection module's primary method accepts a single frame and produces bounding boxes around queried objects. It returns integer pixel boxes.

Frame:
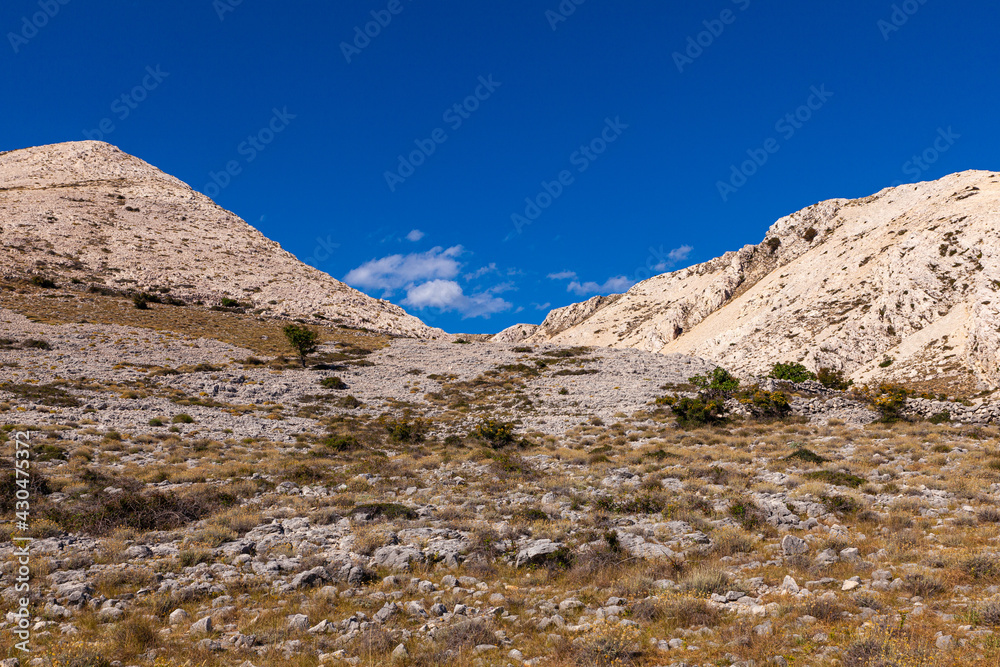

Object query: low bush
[474,418,516,448]
[662,396,727,429]
[320,376,347,390]
[817,366,852,390]
[769,362,816,383]
[738,387,791,419]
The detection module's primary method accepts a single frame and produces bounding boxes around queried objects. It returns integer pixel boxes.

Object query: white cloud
[464,263,498,281]
[406,229,425,242]
[533,302,552,311]
[654,245,693,271]
[567,275,635,296]
[547,270,578,281]
[403,280,511,319]
[343,246,463,294]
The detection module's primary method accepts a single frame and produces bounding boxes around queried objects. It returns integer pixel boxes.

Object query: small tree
[283,324,319,367]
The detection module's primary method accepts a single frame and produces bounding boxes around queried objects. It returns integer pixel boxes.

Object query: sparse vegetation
[769,361,816,383]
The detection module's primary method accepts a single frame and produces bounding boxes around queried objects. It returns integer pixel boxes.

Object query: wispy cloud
[464,263,498,281]
[344,246,463,294]
[405,229,425,242]
[547,270,578,281]
[654,245,693,271]
[567,275,635,296]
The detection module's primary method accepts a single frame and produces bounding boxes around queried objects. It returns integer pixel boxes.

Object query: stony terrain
[2,148,1000,666]
[1,287,1000,667]
[0,141,438,338]
[501,171,1000,396]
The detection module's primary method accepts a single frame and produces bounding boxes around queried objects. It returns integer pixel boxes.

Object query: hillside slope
[0,141,439,337]
[502,171,1000,392]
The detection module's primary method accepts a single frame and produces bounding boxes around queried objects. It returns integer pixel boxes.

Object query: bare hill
[0,141,439,337]
[501,171,1000,393]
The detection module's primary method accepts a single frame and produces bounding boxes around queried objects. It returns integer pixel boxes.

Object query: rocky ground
[1,290,1000,666]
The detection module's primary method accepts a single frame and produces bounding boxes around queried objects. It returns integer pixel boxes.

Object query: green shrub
[132,293,150,310]
[148,418,164,427]
[928,411,951,424]
[860,383,910,423]
[689,367,740,400]
[738,388,792,419]
[668,396,727,429]
[321,435,360,452]
[769,362,816,383]
[171,413,194,424]
[320,376,347,390]
[817,367,852,390]
[805,469,866,488]
[383,417,425,443]
[31,276,57,288]
[785,447,827,464]
[729,498,767,530]
[22,339,52,350]
[337,395,362,409]
[474,418,516,448]
[878,357,894,368]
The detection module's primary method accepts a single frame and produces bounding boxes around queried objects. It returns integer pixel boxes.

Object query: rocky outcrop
[0,141,440,338]
[514,172,1000,392]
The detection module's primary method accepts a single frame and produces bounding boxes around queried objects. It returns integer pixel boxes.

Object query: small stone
[169,608,190,625]
[391,644,408,661]
[509,649,524,661]
[780,575,800,594]
[781,535,808,555]
[842,579,861,592]
[936,635,954,650]
[191,616,213,635]
[286,613,309,631]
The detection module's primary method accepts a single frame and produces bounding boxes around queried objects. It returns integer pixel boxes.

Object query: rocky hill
[501,171,1000,394]
[0,141,439,338]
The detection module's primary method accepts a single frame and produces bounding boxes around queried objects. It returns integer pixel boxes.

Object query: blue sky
[3,0,998,333]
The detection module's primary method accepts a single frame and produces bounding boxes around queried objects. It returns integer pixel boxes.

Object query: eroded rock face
[510,171,1000,392]
[0,141,440,338]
